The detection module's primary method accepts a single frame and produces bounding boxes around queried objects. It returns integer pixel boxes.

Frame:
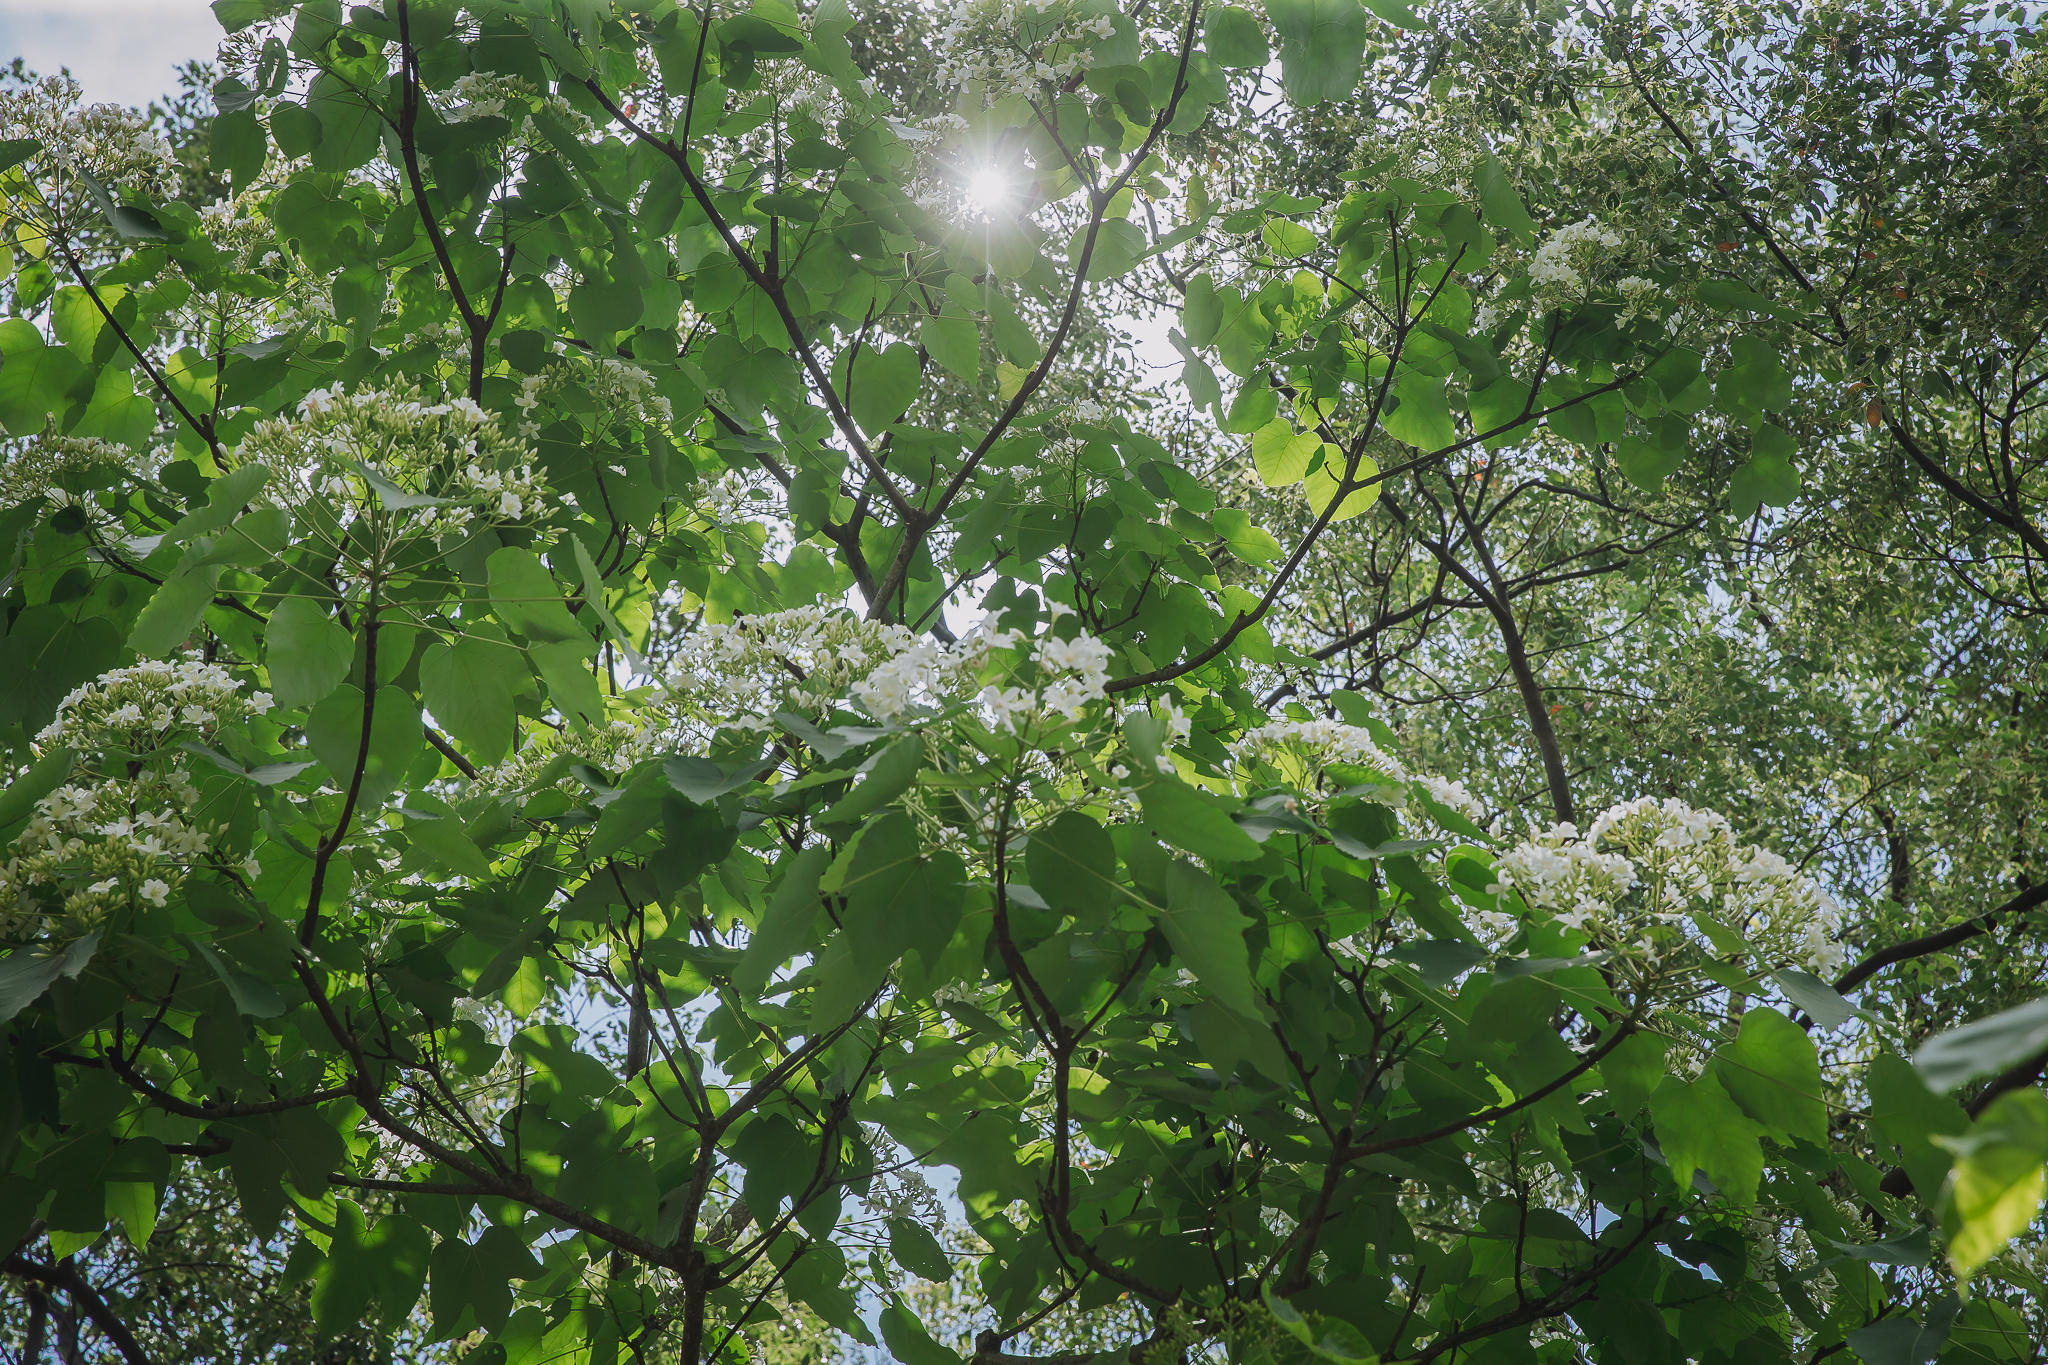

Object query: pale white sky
[2,0,223,107]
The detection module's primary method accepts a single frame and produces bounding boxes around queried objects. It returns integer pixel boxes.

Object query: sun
[964,164,1012,216]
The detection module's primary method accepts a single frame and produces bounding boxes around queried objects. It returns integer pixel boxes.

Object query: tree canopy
[0,1,2044,1363]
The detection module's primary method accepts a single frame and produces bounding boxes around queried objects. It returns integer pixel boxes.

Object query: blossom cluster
[933,0,1120,104]
[0,436,156,520]
[2,660,270,940]
[36,659,272,755]
[513,356,674,441]
[1496,796,1846,974]
[474,718,663,795]
[0,772,221,938]
[233,383,551,541]
[1527,216,1629,308]
[664,606,1109,732]
[1237,717,1408,783]
[0,74,176,234]
[437,72,597,140]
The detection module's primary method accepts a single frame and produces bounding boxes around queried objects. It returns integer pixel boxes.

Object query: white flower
[138,878,170,907]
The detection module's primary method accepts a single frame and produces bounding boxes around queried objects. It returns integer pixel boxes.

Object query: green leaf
[405,815,494,879]
[1388,939,1486,989]
[1697,279,1782,317]
[1867,1053,1969,1204]
[736,845,830,996]
[0,745,77,833]
[1600,1030,1666,1119]
[1713,1007,1827,1146]
[1615,415,1690,493]
[880,1296,962,1365]
[0,138,42,173]
[1303,448,1379,522]
[568,278,644,339]
[1729,423,1801,517]
[1139,779,1265,863]
[0,319,90,436]
[66,366,157,451]
[105,1181,158,1246]
[1264,0,1368,105]
[313,1201,433,1331]
[1715,335,1791,420]
[166,462,272,544]
[888,1219,952,1282]
[841,812,964,977]
[920,313,979,383]
[306,684,423,809]
[306,71,383,174]
[1359,0,1422,26]
[1188,998,1289,1079]
[530,640,605,729]
[1078,219,1148,281]
[1467,376,1535,450]
[1204,5,1269,67]
[419,636,519,764]
[1252,420,1320,487]
[1844,1302,1959,1365]
[264,597,354,710]
[1937,1090,2048,1279]
[1262,219,1318,259]
[430,1225,541,1338]
[1772,968,1860,1031]
[1381,370,1454,451]
[0,932,99,1024]
[1649,1071,1766,1206]
[1160,861,1260,1018]
[488,547,584,644]
[1026,811,1122,918]
[569,533,648,674]
[1916,995,2048,1092]
[189,939,285,1017]
[849,341,921,435]
[210,105,268,185]
[127,563,223,658]
[1475,154,1538,247]
[819,734,925,826]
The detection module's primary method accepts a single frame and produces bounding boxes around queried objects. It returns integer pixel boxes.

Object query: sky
[2,0,223,107]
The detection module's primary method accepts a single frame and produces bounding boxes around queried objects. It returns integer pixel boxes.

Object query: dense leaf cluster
[0,3,2044,1365]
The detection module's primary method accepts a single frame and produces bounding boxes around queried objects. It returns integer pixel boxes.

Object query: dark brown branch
[3,1255,155,1365]
[1833,881,2048,995]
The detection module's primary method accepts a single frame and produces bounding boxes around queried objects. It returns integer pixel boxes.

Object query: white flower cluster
[1496,796,1846,974]
[1494,822,1637,928]
[37,658,271,755]
[1416,774,1486,822]
[513,357,673,441]
[1527,216,1628,308]
[233,383,550,541]
[1,660,271,939]
[663,607,1110,737]
[0,74,176,233]
[0,436,156,516]
[437,72,596,139]
[669,608,926,730]
[473,718,662,795]
[858,1123,948,1230]
[1238,718,1408,782]
[0,772,224,937]
[969,630,1112,729]
[1616,274,1659,325]
[934,0,1119,104]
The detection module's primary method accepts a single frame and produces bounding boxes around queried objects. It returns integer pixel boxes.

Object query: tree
[1,1,2044,1363]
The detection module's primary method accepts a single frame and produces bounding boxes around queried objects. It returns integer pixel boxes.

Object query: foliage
[0,2,2045,1364]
